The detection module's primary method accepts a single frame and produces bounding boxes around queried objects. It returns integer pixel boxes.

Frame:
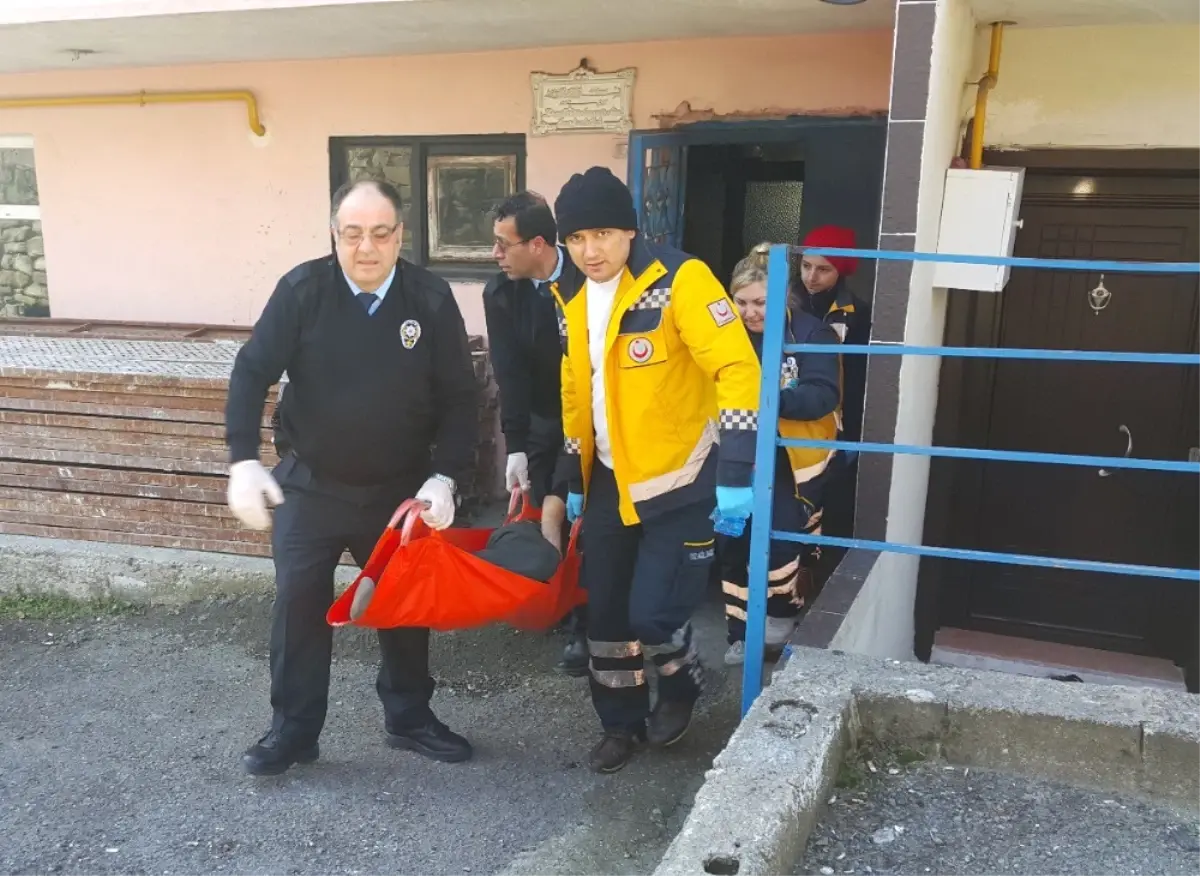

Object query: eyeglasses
[493,237,531,254]
[337,224,399,246]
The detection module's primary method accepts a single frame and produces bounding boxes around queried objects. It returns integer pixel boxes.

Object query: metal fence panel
[740,245,1200,715]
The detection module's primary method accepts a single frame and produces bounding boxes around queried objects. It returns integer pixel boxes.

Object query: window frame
[328,134,526,280]
[0,135,40,221]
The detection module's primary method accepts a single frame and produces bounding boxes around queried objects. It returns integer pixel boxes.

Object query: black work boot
[646,699,696,748]
[555,632,589,677]
[386,716,473,763]
[589,728,643,774]
[242,730,319,777]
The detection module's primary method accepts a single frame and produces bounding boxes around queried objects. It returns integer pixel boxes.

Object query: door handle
[1098,424,1132,477]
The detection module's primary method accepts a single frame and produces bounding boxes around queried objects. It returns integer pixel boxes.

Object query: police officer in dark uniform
[484,191,586,675]
[224,178,479,776]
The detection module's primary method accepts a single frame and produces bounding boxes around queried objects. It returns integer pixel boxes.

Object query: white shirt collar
[531,247,564,288]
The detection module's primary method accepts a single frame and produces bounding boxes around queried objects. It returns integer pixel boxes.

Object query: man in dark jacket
[484,190,586,675]
[224,178,478,776]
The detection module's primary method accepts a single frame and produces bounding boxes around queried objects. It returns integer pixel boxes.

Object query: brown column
[854,0,937,541]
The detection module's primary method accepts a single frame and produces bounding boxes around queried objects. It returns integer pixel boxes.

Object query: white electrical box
[932,166,1025,292]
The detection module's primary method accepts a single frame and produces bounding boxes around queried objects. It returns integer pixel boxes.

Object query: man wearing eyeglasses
[484,191,588,676]
[224,178,479,776]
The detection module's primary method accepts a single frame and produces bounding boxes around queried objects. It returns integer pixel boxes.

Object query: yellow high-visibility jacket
[550,237,762,525]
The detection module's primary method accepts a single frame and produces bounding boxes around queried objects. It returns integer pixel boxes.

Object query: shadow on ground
[0,594,740,876]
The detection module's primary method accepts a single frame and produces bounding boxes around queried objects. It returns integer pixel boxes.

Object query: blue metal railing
[741,244,1200,715]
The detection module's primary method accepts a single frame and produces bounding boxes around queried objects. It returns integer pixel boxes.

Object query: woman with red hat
[793,225,871,567]
[795,225,861,345]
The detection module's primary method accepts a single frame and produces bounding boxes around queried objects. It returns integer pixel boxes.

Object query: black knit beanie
[554,166,638,240]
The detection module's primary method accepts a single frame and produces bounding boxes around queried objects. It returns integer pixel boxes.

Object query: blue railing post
[740,243,791,716]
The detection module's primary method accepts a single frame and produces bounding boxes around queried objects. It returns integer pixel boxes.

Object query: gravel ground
[0,593,741,876]
[798,751,1200,876]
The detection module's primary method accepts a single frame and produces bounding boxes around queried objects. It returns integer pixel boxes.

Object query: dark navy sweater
[225,257,478,487]
[748,303,841,424]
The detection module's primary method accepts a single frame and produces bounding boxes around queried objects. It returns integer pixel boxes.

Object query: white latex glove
[416,476,455,531]
[227,459,284,530]
[505,452,531,492]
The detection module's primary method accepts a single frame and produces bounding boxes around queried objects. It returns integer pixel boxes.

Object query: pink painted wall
[0,32,892,334]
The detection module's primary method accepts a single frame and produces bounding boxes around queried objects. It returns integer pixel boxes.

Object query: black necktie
[358,292,378,314]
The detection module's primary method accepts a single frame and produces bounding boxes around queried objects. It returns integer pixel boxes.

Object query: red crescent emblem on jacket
[628,337,653,364]
[707,298,736,327]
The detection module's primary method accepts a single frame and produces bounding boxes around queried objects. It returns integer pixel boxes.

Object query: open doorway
[628,117,886,297]
[680,142,806,286]
[627,117,887,588]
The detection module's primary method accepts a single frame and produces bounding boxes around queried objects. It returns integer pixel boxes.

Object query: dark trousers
[526,413,564,509]
[268,453,434,745]
[581,463,714,731]
[721,458,827,644]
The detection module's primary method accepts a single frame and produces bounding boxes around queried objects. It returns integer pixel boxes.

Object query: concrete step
[931,626,1188,692]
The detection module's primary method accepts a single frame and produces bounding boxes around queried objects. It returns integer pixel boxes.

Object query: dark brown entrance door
[929,169,1199,681]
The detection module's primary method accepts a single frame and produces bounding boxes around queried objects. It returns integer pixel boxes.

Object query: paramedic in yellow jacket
[549,167,762,774]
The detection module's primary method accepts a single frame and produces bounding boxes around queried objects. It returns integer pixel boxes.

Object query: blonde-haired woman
[719,243,842,665]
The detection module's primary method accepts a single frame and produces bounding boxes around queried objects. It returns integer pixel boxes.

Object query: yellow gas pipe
[969,22,1009,169]
[0,89,266,136]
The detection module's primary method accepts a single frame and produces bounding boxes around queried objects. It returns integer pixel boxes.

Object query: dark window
[329,135,525,277]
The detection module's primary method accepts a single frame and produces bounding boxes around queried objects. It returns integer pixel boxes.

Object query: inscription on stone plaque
[531,60,636,136]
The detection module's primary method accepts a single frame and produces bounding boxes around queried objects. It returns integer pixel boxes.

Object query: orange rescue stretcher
[327,490,584,632]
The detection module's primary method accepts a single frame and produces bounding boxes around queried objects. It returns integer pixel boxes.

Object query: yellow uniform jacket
[550,237,762,526]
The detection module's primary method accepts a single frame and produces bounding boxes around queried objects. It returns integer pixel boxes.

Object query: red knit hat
[802,225,858,277]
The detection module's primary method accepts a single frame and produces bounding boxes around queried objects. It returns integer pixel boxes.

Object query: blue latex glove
[715,485,754,520]
[710,508,746,538]
[566,492,584,522]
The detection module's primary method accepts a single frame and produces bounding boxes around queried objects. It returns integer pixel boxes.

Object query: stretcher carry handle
[382,497,432,547]
[507,487,581,558]
[383,490,580,554]
[566,517,582,557]
[505,487,530,523]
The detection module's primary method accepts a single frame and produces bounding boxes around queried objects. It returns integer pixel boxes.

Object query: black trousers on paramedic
[581,463,714,731]
[720,453,827,644]
[268,453,435,745]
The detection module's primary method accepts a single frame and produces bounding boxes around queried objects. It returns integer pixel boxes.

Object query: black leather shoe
[386,718,473,763]
[647,699,695,748]
[242,730,319,777]
[555,633,589,677]
[588,729,643,774]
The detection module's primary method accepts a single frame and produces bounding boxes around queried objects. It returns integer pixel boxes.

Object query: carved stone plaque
[531,61,636,136]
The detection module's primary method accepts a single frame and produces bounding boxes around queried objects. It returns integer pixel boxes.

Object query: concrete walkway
[799,758,1199,875]
[656,646,1200,876]
[0,594,740,876]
